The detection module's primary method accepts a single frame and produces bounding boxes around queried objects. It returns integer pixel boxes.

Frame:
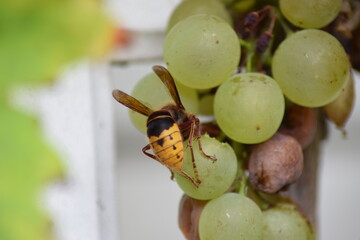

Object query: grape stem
[246,52,254,72]
[239,39,255,72]
[240,5,272,39]
[239,39,252,50]
[271,7,294,37]
[216,131,227,143]
[229,140,248,196]
[239,8,278,73]
[225,0,240,9]
[268,13,276,33]
[237,176,247,196]
[230,140,245,158]
[251,186,271,211]
[254,13,276,72]
[230,141,250,196]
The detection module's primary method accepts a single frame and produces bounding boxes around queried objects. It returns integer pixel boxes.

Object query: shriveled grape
[249,132,304,194]
[280,104,317,149]
[178,194,207,240]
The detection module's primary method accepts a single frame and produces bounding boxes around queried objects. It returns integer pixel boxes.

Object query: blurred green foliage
[0,0,115,87]
[0,0,116,239]
[0,107,62,240]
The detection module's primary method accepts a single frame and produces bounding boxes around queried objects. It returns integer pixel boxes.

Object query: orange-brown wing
[112,89,153,116]
[152,65,185,110]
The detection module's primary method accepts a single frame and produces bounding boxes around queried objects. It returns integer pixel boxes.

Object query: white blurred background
[24,0,360,239]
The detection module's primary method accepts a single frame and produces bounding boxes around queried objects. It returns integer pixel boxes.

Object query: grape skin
[263,204,315,240]
[174,135,237,200]
[199,193,264,240]
[178,195,207,240]
[280,0,342,29]
[248,132,304,194]
[272,29,350,107]
[198,94,215,116]
[218,0,255,13]
[214,72,285,144]
[166,0,232,32]
[129,72,199,133]
[164,15,240,89]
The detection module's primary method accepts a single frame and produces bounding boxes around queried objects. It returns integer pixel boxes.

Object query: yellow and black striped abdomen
[147,111,184,171]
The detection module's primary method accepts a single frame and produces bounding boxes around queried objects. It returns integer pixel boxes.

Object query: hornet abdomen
[147,111,184,171]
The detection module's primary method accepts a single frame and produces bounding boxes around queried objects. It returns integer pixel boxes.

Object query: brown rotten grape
[279,104,318,149]
[178,194,207,240]
[249,132,304,194]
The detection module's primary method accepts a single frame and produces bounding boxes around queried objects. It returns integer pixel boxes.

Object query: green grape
[214,72,284,144]
[166,0,232,32]
[174,134,237,200]
[272,29,350,107]
[263,203,315,240]
[198,94,215,116]
[129,72,199,133]
[218,0,255,13]
[280,0,342,29]
[163,15,240,89]
[199,193,264,240]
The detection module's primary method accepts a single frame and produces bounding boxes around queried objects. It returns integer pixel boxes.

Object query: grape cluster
[122,0,357,239]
